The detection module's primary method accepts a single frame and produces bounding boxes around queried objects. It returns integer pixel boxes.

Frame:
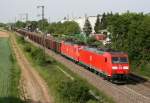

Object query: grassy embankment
[15,32,115,103]
[132,63,150,79]
[0,37,22,103]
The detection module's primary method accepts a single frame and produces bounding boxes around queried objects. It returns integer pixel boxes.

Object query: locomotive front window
[120,57,128,63]
[112,57,128,63]
[112,57,119,63]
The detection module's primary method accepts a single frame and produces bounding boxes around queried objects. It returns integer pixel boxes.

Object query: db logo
[119,65,122,69]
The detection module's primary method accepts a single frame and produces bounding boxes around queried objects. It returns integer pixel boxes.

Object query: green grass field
[0,38,22,103]
[0,38,12,97]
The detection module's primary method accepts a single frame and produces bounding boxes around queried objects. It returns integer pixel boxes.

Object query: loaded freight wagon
[15,29,130,83]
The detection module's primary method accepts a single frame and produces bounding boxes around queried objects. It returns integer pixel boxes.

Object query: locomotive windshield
[112,57,128,63]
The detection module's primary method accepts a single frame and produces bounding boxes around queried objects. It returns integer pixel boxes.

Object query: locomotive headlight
[123,66,128,69]
[112,66,118,70]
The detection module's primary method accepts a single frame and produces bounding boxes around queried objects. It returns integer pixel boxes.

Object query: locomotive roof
[84,47,105,54]
[84,47,126,54]
[64,41,80,45]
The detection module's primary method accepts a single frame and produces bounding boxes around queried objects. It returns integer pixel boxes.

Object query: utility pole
[37,5,44,20]
[25,13,28,22]
[37,5,46,61]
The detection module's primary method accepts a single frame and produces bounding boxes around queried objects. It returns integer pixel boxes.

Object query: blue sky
[0,0,149,23]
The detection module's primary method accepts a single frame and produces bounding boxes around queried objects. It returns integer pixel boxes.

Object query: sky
[0,0,150,23]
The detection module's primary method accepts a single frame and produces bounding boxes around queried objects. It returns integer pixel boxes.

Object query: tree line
[14,20,80,35]
[13,12,150,76]
[99,12,150,76]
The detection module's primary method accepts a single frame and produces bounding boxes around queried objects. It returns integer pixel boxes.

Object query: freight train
[15,29,130,82]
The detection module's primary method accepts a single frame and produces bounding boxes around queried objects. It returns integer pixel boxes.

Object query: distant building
[61,15,111,45]
[91,33,111,45]
[61,16,102,33]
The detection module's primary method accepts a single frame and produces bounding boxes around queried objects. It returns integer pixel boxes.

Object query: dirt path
[0,31,9,37]
[10,33,53,103]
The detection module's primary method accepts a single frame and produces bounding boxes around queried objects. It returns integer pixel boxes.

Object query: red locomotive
[16,29,130,82]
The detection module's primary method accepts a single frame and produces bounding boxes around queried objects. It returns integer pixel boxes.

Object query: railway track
[125,73,150,98]
[16,32,150,103]
[129,73,150,87]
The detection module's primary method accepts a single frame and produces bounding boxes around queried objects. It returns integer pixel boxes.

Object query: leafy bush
[58,80,92,103]
[24,43,32,52]
[87,100,98,103]
[87,37,103,47]
[47,21,80,34]
[28,46,54,66]
[17,36,25,44]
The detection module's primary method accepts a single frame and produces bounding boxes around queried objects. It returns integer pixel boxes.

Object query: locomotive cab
[110,53,129,82]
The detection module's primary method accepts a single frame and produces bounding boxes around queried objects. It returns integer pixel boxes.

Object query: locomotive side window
[105,57,107,62]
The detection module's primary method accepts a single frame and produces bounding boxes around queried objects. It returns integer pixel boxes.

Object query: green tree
[47,21,80,35]
[83,18,92,36]
[15,21,26,28]
[100,13,107,30]
[94,14,101,33]
[106,12,150,73]
[38,19,49,32]
[63,21,80,34]
[0,23,6,27]
[27,21,38,32]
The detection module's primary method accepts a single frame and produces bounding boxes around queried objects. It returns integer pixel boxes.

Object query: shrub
[58,80,92,103]
[24,44,32,52]
[17,36,25,44]
[29,47,54,66]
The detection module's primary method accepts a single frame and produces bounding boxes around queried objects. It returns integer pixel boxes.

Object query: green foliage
[23,43,32,52]
[30,48,46,65]
[27,21,38,32]
[83,18,92,36]
[15,21,26,28]
[87,37,103,47]
[87,100,98,103]
[105,12,150,77]
[47,21,80,34]
[94,15,101,33]
[100,13,107,30]
[16,36,51,66]
[38,19,49,32]
[17,36,26,44]
[0,23,6,27]
[58,80,92,103]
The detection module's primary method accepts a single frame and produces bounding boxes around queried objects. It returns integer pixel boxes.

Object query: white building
[61,16,102,33]
[61,16,111,45]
